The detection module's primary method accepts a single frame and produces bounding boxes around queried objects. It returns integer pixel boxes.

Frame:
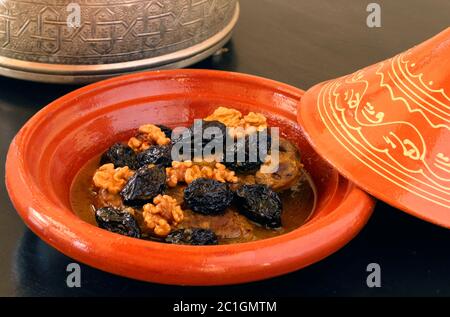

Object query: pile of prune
[165,228,218,245]
[95,207,141,238]
[100,143,138,169]
[136,144,172,168]
[120,165,166,205]
[184,178,233,215]
[234,184,282,228]
[93,118,290,244]
[224,129,272,173]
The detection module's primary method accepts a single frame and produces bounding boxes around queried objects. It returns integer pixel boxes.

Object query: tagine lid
[298,28,450,228]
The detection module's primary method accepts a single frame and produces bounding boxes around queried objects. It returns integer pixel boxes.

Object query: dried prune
[165,228,218,245]
[224,129,272,173]
[95,207,140,238]
[235,184,282,228]
[136,144,172,168]
[184,178,233,215]
[224,141,261,173]
[100,143,137,169]
[157,124,172,138]
[120,165,166,205]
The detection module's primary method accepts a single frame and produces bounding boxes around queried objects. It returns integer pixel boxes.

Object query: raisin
[165,228,218,245]
[224,130,271,173]
[184,178,233,215]
[136,144,172,168]
[120,165,166,206]
[157,124,172,138]
[95,207,140,238]
[235,184,282,228]
[100,143,137,169]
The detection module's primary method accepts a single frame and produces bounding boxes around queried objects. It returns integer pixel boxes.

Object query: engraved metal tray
[0,0,239,84]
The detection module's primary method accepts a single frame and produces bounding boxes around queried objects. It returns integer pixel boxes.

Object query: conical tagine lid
[299,28,450,228]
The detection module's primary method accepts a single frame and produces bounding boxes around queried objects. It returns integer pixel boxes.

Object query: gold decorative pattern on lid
[300,28,450,227]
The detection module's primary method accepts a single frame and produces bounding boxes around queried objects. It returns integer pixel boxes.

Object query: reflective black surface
[1,0,449,296]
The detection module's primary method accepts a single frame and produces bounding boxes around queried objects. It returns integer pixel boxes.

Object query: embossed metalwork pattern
[0,0,237,65]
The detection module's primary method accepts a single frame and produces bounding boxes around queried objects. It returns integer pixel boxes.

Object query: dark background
[1,0,449,296]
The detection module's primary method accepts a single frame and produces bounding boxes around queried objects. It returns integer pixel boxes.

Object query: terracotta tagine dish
[7,26,449,286]
[5,70,374,285]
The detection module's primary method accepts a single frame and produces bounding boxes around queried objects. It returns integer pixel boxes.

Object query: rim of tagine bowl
[5,69,375,285]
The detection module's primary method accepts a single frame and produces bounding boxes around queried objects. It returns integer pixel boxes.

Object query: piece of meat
[255,138,303,191]
[179,209,254,241]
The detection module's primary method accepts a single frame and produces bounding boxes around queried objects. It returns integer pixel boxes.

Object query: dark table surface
[1,0,450,297]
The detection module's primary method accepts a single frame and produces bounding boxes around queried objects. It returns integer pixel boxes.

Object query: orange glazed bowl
[5,70,374,285]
